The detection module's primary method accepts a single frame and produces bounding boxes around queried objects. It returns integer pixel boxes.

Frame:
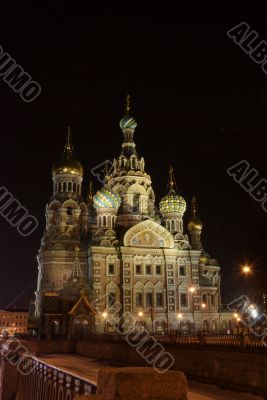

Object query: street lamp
[102,311,108,333]
[242,265,251,274]
[138,311,143,332]
[189,287,196,333]
[177,313,183,334]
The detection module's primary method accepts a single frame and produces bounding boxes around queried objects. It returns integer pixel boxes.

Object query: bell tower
[35,128,89,330]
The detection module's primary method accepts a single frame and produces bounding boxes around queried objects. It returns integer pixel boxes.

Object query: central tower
[107,95,155,229]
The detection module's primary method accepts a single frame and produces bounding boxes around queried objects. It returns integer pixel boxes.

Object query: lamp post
[102,311,108,334]
[189,286,196,333]
[138,311,143,332]
[177,313,183,335]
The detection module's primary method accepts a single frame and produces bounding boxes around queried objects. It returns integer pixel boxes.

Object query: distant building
[33,97,234,339]
[0,309,28,336]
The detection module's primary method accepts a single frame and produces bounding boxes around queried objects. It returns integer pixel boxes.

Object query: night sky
[0,8,267,309]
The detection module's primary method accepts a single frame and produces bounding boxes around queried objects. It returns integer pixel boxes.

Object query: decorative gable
[124,219,174,248]
[68,295,96,315]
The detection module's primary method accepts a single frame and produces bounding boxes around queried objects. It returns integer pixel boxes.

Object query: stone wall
[76,339,267,397]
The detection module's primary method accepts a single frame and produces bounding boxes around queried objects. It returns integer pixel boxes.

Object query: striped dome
[119,115,137,130]
[93,187,121,210]
[159,190,186,215]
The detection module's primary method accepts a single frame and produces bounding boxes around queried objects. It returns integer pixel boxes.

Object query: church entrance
[73,315,94,338]
[73,316,89,338]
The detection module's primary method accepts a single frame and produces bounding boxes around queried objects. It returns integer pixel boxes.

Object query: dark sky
[0,8,267,309]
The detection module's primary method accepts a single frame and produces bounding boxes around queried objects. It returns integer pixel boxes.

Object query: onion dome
[119,94,137,131]
[52,127,83,177]
[93,186,121,210]
[199,251,210,265]
[119,115,137,131]
[159,166,186,215]
[188,196,203,231]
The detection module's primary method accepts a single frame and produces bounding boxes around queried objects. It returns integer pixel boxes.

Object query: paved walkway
[37,354,264,400]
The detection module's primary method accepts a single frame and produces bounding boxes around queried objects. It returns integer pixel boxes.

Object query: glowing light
[177,313,183,319]
[189,287,196,293]
[237,317,241,322]
[102,312,108,318]
[201,303,206,308]
[138,311,143,317]
[234,313,239,319]
[242,265,251,274]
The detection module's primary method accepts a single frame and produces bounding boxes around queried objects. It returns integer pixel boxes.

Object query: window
[179,266,186,276]
[133,194,140,213]
[156,265,161,275]
[156,293,163,307]
[135,265,141,275]
[211,294,216,307]
[107,292,116,307]
[202,293,208,305]
[180,293,188,307]
[146,293,153,307]
[146,265,152,275]
[136,293,143,307]
[108,264,115,275]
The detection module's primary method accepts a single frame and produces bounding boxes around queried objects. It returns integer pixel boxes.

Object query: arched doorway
[203,320,209,333]
[51,320,60,338]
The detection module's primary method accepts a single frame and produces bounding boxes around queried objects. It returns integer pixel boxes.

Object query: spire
[168,166,177,192]
[63,126,74,158]
[125,93,131,115]
[191,196,198,217]
[87,181,94,204]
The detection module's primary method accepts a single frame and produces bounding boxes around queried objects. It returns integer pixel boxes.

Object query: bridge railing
[82,333,267,349]
[15,354,97,400]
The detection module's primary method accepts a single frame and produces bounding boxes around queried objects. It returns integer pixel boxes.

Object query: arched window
[222,320,228,332]
[103,216,107,227]
[133,194,140,213]
[202,293,208,306]
[67,207,73,224]
[210,294,216,307]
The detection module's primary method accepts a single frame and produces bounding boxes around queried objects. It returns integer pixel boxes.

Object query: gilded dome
[188,216,203,231]
[159,189,186,215]
[52,127,83,177]
[93,186,121,210]
[188,196,202,231]
[52,158,83,177]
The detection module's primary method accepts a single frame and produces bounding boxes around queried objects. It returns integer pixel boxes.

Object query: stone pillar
[74,367,188,400]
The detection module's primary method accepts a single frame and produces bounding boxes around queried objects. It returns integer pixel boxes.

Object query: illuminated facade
[0,309,28,336]
[34,97,233,338]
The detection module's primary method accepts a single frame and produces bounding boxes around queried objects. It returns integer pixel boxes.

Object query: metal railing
[16,354,97,400]
[80,333,267,349]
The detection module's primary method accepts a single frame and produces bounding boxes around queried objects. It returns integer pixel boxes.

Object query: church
[32,96,233,338]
